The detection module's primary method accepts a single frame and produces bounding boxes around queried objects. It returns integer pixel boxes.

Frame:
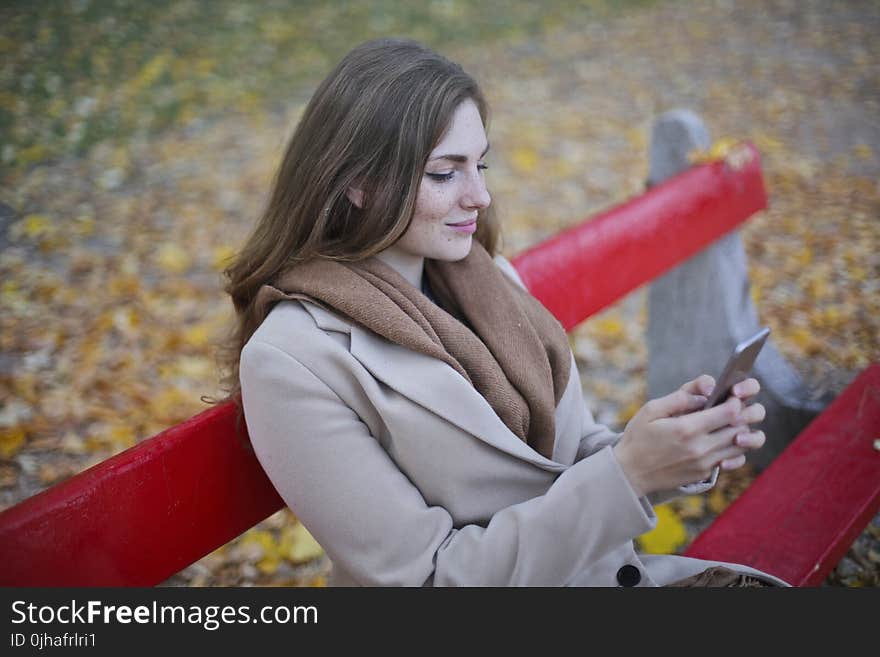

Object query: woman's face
[388,98,492,265]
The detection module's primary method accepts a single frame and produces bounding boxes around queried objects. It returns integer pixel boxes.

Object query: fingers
[721,454,747,471]
[711,429,766,472]
[667,396,743,435]
[734,429,766,450]
[704,423,765,454]
[731,377,760,401]
[680,375,716,398]
[643,389,709,422]
[739,402,765,426]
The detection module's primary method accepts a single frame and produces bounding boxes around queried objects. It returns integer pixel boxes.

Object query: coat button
[616,565,641,587]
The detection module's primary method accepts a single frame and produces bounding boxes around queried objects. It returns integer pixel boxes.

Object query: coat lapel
[301,300,566,472]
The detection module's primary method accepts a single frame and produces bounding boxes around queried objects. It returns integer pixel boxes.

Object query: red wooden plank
[513,143,767,330]
[0,400,283,586]
[684,363,880,586]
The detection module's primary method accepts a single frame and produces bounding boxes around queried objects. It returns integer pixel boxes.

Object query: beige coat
[239,255,788,587]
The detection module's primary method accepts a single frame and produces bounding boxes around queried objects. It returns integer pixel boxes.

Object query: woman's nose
[462,170,491,210]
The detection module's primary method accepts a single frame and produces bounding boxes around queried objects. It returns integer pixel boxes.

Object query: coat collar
[301,300,566,472]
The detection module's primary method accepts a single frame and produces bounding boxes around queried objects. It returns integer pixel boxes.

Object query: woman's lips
[446,218,477,234]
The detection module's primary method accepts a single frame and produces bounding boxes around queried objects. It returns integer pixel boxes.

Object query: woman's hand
[612,375,765,497]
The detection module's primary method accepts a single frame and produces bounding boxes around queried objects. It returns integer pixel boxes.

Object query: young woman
[224,38,786,587]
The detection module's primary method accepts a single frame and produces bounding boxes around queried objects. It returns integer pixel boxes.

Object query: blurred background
[1,0,877,586]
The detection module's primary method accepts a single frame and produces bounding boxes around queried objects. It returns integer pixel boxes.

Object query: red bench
[684,363,880,586]
[1,144,876,586]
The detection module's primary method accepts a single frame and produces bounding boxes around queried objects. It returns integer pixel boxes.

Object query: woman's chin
[434,238,473,262]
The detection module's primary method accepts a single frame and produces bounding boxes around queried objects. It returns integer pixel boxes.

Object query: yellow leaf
[688,138,754,170]
[752,132,786,156]
[849,266,867,282]
[155,243,191,274]
[592,316,624,339]
[112,308,139,336]
[617,399,641,425]
[282,522,324,564]
[638,504,688,554]
[17,144,51,165]
[1,280,24,305]
[130,53,170,94]
[0,427,27,458]
[13,373,39,404]
[676,495,705,520]
[820,306,843,330]
[109,275,140,297]
[794,246,813,267]
[707,486,729,514]
[195,57,216,75]
[38,463,62,485]
[510,146,538,174]
[750,285,761,305]
[805,276,831,300]
[159,356,213,382]
[72,216,96,237]
[183,323,212,348]
[242,529,274,553]
[788,327,817,353]
[149,387,197,423]
[257,557,281,575]
[853,143,873,161]
[625,127,646,151]
[108,424,136,450]
[242,529,282,575]
[211,245,236,272]
[20,214,52,239]
[59,431,87,455]
[689,137,740,164]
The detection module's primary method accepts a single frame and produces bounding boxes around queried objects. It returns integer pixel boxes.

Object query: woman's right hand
[612,375,765,497]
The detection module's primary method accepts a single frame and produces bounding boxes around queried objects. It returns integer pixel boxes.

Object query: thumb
[644,389,707,421]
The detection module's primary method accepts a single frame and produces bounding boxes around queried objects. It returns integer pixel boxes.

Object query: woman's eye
[477,162,489,171]
[426,171,455,182]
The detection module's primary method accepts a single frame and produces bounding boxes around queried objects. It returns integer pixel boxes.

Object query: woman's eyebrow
[428,142,490,163]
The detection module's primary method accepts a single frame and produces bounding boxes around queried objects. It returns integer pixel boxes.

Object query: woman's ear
[345,187,365,209]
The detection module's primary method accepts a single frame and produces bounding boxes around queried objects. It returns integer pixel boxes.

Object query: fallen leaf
[707,486,729,515]
[511,146,539,174]
[155,243,191,274]
[0,427,27,458]
[282,522,324,564]
[638,504,688,554]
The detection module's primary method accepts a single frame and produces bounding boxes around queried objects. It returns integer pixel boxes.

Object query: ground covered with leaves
[1,0,877,587]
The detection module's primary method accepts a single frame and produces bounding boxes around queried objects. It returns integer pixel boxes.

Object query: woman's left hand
[678,375,766,471]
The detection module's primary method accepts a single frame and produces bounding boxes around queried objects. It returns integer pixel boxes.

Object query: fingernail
[732,384,743,396]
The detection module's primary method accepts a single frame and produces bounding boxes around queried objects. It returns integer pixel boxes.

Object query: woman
[225,38,786,587]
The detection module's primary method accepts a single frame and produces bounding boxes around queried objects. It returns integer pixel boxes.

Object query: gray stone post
[645,109,829,469]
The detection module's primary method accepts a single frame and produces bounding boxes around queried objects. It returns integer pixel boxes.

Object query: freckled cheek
[416,186,455,223]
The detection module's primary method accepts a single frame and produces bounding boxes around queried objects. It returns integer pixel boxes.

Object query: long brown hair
[218,38,499,402]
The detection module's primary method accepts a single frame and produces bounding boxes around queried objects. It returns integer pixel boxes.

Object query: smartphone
[702,327,770,409]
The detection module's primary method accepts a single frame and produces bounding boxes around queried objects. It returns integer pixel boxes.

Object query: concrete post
[645,109,828,469]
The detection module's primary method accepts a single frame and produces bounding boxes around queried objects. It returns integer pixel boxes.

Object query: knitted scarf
[253,242,571,460]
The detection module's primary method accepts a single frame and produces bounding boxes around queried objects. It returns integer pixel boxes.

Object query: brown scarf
[252,242,571,459]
